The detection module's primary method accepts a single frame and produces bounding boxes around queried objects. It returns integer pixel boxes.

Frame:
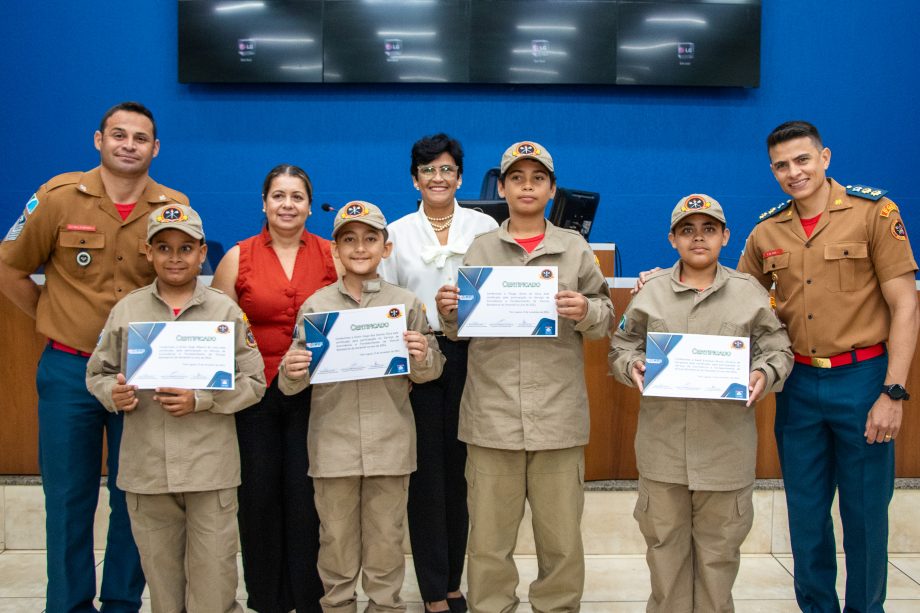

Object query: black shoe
[447,594,468,613]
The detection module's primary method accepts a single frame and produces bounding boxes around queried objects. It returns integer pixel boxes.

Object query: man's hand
[865,394,902,444]
[283,349,312,379]
[112,373,139,412]
[631,267,662,295]
[746,370,766,407]
[153,388,196,417]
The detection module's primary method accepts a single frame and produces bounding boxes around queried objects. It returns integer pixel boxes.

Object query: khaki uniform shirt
[609,263,793,490]
[86,281,266,494]
[440,221,614,451]
[279,278,445,478]
[738,178,917,356]
[0,167,188,352]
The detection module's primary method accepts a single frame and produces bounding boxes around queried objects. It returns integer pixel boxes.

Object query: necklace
[426,211,454,232]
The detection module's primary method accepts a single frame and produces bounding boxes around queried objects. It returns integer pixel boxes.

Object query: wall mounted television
[178,0,761,87]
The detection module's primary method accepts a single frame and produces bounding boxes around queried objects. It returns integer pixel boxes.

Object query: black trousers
[236,378,324,613]
[407,336,471,602]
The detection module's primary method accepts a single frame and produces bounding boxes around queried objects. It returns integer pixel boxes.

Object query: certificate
[456,266,558,337]
[304,304,410,384]
[643,333,751,400]
[126,321,236,390]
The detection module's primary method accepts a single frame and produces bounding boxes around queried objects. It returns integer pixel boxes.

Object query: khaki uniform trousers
[634,477,755,613]
[126,489,242,613]
[314,475,410,613]
[466,445,585,613]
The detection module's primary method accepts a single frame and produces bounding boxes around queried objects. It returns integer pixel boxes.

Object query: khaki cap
[147,204,205,242]
[332,201,388,238]
[670,194,726,230]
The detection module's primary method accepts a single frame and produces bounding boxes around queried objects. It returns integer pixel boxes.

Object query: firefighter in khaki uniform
[0,102,186,612]
[87,205,266,613]
[738,121,920,612]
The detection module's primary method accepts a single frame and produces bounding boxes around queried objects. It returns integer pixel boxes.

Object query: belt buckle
[810,356,832,368]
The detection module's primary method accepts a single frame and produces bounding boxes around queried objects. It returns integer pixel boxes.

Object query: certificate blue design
[304,312,339,377]
[456,266,558,337]
[126,322,167,378]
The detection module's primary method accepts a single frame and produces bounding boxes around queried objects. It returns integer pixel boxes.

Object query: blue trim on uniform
[37,346,145,612]
[774,354,892,613]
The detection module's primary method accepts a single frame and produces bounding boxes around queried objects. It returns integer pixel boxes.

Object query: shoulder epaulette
[846,184,888,202]
[44,171,82,192]
[756,199,792,223]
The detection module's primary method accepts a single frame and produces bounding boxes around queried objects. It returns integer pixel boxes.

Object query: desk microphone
[321,203,336,212]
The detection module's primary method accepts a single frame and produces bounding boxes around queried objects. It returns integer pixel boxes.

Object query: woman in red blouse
[212,164,338,613]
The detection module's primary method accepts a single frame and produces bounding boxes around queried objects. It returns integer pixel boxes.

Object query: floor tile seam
[889,558,920,588]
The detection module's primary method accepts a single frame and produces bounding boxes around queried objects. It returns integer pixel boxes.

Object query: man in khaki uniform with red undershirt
[739,121,919,612]
[0,101,187,612]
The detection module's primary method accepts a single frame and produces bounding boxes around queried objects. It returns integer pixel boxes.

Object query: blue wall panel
[1,2,917,275]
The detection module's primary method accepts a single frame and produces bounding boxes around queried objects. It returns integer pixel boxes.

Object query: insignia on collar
[757,200,792,223]
[846,184,888,201]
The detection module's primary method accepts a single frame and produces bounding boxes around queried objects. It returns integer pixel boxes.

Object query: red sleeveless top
[236,226,337,383]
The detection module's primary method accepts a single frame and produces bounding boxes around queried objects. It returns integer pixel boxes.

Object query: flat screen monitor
[179,0,324,83]
[548,188,599,240]
[616,0,761,87]
[458,199,510,225]
[469,0,618,84]
[323,0,470,83]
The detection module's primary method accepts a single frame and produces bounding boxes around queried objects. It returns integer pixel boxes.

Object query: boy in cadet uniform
[279,201,445,613]
[86,204,266,613]
[609,194,793,612]
[435,141,614,613]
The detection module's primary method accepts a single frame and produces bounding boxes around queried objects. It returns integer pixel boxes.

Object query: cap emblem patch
[157,207,187,223]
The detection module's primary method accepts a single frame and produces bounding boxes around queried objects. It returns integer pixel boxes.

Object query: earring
[262,208,266,213]
[414,185,420,191]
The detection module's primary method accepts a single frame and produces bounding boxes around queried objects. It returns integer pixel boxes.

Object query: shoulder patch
[3,214,26,242]
[756,200,792,224]
[846,184,888,201]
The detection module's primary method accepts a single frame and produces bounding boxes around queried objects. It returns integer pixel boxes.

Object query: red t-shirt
[515,234,545,254]
[114,203,135,221]
[801,213,822,238]
[235,227,338,383]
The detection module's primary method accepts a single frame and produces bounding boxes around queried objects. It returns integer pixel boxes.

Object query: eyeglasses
[417,164,459,178]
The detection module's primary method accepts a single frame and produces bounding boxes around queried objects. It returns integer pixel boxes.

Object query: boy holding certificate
[86,204,266,612]
[609,194,793,612]
[279,201,445,613]
[435,142,614,612]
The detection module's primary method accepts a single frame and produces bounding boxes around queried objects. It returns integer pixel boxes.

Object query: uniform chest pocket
[761,252,790,301]
[57,230,106,277]
[824,241,869,292]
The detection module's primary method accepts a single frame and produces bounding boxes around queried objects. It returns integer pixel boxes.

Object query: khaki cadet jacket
[738,178,917,357]
[0,167,188,352]
[609,263,793,490]
[440,220,614,451]
[86,281,266,494]
[279,278,445,478]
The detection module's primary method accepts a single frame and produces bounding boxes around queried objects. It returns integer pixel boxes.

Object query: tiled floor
[2,552,920,612]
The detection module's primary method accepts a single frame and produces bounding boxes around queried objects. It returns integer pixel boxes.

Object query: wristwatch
[881,384,910,401]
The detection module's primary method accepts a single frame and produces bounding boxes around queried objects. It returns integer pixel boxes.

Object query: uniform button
[117,288,123,293]
[771,263,776,269]
[811,348,817,354]
[843,250,849,256]
[808,313,813,319]
[116,255,123,261]
[806,279,812,284]
[805,243,811,248]
[80,239,86,244]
